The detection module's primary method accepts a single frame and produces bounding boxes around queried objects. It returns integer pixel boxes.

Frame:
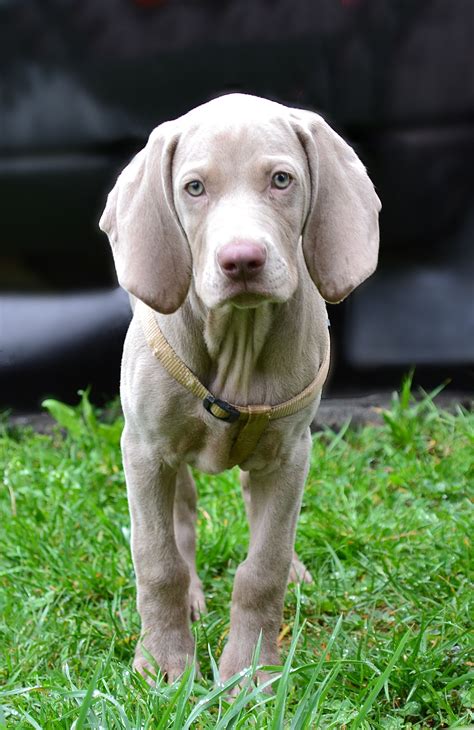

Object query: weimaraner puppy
[99,93,380,684]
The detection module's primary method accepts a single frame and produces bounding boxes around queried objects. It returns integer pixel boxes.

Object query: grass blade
[352,630,411,728]
[290,615,343,730]
[307,662,343,728]
[172,661,196,730]
[73,660,102,730]
[270,587,305,730]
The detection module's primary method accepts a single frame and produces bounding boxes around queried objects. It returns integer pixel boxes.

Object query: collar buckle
[203,394,240,423]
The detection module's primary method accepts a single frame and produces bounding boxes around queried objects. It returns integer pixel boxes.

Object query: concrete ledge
[5,392,472,436]
[313,391,473,431]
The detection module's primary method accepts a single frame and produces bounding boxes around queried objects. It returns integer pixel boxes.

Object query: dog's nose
[217,241,267,281]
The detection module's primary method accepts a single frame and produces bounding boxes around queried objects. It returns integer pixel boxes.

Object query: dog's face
[100,94,380,314]
[173,116,309,309]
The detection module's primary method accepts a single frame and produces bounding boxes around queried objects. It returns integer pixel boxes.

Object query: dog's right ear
[99,122,191,314]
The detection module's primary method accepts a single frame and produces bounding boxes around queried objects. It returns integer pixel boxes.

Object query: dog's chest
[143,367,320,474]
[164,410,285,474]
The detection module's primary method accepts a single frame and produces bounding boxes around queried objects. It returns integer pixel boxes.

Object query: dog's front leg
[219,429,312,685]
[122,428,195,683]
[241,471,313,586]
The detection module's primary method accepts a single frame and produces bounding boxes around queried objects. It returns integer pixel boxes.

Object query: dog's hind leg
[174,464,207,620]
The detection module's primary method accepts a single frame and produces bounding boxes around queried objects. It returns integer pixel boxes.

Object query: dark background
[1,0,473,408]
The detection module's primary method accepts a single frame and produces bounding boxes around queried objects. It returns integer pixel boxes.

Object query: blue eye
[186,180,205,197]
[271,171,292,189]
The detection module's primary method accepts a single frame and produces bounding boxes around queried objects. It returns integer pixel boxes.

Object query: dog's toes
[226,681,242,699]
[133,655,159,686]
[223,667,276,701]
[219,640,279,701]
[134,649,198,685]
[288,553,313,584]
[189,581,207,621]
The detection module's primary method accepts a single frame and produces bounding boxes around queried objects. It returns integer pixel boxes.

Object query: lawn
[0,381,472,728]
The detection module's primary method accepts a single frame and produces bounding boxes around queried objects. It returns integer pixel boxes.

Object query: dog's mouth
[202,273,290,311]
[228,291,271,309]
[218,278,282,308]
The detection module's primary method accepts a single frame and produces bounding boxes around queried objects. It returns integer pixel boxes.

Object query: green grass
[0,380,473,728]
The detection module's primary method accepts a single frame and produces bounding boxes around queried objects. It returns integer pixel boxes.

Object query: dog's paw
[219,640,279,696]
[288,553,313,584]
[189,579,207,621]
[224,667,276,698]
[134,642,197,685]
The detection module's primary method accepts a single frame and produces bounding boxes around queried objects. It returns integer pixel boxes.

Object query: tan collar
[137,300,330,465]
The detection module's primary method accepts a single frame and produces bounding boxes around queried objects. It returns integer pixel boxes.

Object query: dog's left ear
[291,111,381,304]
[99,122,191,314]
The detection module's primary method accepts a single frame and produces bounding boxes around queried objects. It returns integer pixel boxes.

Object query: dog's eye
[271,171,292,189]
[186,180,205,197]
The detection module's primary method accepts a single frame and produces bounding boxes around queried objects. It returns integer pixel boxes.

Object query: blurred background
[1,0,473,410]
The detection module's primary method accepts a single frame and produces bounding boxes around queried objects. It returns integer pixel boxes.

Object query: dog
[99,93,380,684]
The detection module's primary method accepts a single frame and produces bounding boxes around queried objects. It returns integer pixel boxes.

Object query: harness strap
[137,300,330,463]
[228,409,271,465]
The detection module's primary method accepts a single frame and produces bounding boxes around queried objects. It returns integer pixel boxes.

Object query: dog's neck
[203,302,273,401]
[179,278,323,407]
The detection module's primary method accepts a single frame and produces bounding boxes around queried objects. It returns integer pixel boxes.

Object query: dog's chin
[228,291,274,309]
[220,286,289,310]
[198,280,291,310]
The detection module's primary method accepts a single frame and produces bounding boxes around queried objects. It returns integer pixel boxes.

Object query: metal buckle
[203,395,240,423]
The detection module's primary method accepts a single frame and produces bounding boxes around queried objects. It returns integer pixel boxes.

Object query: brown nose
[217,241,267,281]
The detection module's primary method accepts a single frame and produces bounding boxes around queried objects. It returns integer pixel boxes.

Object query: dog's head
[100,94,380,313]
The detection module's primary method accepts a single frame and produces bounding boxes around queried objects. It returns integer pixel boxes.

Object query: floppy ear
[99,122,191,314]
[292,111,381,304]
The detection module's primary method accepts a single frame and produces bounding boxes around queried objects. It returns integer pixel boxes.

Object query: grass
[0,378,473,728]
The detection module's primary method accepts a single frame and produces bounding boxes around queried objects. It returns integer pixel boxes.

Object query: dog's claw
[189,580,207,621]
[134,652,200,686]
[288,554,313,584]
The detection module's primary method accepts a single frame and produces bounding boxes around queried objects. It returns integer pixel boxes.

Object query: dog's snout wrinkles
[217,241,267,281]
